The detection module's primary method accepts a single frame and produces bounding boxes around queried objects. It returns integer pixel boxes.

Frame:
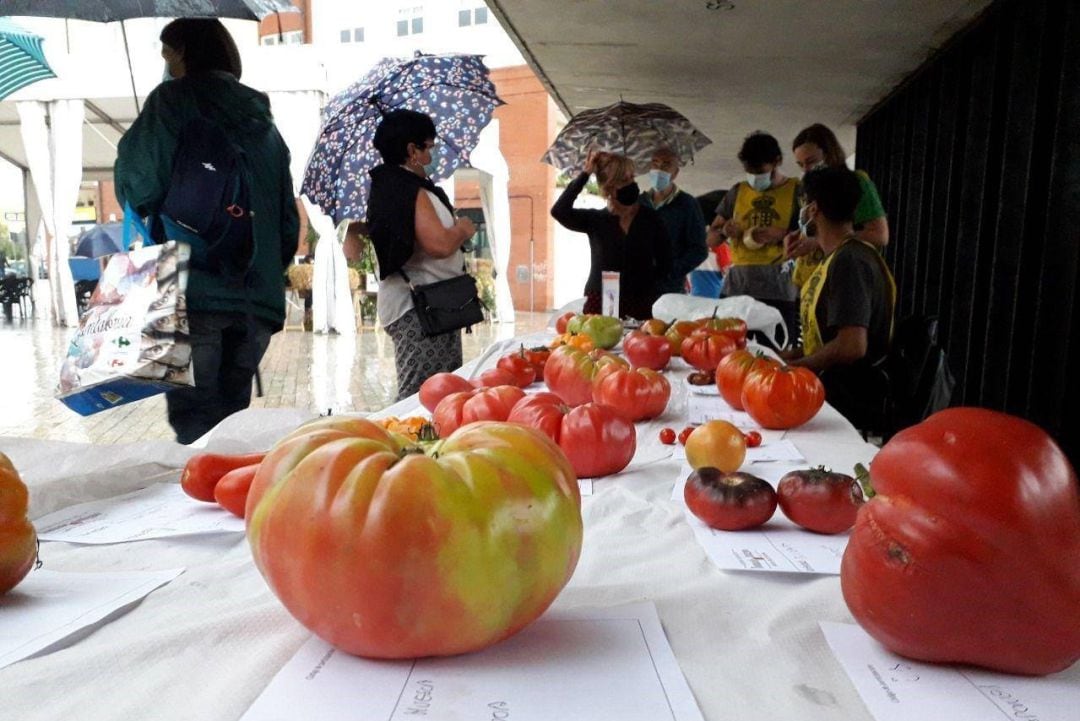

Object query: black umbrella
[0,0,299,111]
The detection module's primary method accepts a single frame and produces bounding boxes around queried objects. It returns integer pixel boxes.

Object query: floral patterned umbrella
[302,52,503,225]
[541,100,712,175]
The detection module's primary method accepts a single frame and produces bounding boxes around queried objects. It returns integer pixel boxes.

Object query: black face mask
[614,182,641,206]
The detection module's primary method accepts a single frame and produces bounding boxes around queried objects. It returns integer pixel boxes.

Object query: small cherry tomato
[659,428,676,445]
[744,430,762,448]
[678,426,694,446]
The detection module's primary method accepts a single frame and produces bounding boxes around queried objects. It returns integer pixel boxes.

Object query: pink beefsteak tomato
[246,417,582,659]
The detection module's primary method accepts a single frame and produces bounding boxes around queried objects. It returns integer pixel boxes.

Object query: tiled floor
[0,289,549,444]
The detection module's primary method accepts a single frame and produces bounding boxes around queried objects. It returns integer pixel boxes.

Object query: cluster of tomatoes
[658,425,762,448]
[684,465,867,535]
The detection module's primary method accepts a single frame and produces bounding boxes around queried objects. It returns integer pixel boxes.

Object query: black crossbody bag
[401,266,485,337]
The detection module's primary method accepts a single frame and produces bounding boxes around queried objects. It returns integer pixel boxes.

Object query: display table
[3,333,1073,721]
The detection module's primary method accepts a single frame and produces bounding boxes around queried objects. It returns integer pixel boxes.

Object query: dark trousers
[166,311,273,445]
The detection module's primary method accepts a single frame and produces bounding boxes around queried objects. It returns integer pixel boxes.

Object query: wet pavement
[0,289,548,444]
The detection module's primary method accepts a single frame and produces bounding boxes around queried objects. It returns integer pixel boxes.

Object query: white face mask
[747,172,772,192]
[798,204,815,237]
[162,63,174,82]
[649,169,672,192]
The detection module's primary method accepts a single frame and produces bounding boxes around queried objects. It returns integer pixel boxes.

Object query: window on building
[458,6,489,27]
[262,29,302,46]
[397,6,424,36]
[341,27,364,43]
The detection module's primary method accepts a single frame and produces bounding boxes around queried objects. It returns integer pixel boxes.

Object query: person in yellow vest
[784,123,889,290]
[784,166,897,431]
[706,132,800,345]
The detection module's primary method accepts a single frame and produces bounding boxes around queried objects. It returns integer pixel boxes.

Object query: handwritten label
[822,622,1077,721]
[404,679,434,715]
[488,700,510,720]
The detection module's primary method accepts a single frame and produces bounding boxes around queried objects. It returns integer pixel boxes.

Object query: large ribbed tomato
[841,409,1080,675]
[715,350,781,411]
[507,392,636,478]
[591,364,671,421]
[680,329,736,372]
[432,385,525,437]
[246,417,582,659]
[542,345,626,406]
[1,452,37,595]
[740,364,825,429]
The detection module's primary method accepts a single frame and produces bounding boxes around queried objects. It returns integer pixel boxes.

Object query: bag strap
[122,201,154,250]
[399,258,470,289]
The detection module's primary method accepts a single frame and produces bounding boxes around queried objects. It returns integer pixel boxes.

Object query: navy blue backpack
[156,115,254,285]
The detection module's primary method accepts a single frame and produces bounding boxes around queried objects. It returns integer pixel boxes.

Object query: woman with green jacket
[114,18,299,444]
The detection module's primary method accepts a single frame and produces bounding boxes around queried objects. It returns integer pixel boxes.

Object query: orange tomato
[684,421,747,473]
[0,452,37,595]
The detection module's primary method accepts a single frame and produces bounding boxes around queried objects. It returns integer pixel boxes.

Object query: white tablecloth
[4,334,1036,721]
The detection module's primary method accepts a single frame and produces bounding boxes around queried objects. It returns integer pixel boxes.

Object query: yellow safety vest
[728,178,799,266]
[800,238,897,357]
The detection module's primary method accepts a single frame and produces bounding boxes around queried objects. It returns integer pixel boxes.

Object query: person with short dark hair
[785,167,896,430]
[551,150,673,320]
[639,147,708,296]
[366,109,477,400]
[114,18,299,444]
[785,123,889,289]
[706,131,800,341]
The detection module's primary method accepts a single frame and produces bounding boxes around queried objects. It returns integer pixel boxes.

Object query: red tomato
[475,367,518,388]
[507,393,636,478]
[522,346,551,376]
[678,426,693,445]
[246,417,583,659]
[419,372,475,412]
[841,408,1080,676]
[777,467,863,534]
[698,315,748,349]
[214,463,260,519]
[496,353,537,387]
[555,310,576,334]
[741,365,825,429]
[716,350,781,411]
[684,469,777,530]
[622,330,672,371]
[0,453,37,595]
[680,329,737,372]
[744,430,762,448]
[542,346,627,407]
[591,364,671,421]
[659,428,676,445]
[433,386,524,437]
[180,452,267,503]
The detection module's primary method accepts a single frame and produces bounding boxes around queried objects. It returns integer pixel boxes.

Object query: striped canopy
[0,18,56,100]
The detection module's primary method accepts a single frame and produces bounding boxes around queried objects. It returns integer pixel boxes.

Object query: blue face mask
[649,169,672,192]
[747,172,772,192]
[162,63,174,82]
[422,159,438,177]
